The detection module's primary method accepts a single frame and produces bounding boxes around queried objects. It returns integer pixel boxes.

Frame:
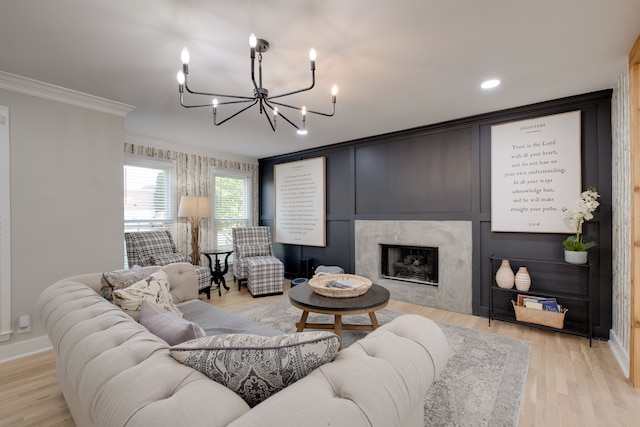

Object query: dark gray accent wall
[355,128,473,214]
[259,90,613,339]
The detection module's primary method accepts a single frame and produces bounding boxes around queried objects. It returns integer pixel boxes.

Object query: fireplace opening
[380,244,438,286]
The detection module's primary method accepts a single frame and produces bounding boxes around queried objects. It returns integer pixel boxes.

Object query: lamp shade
[178,196,211,218]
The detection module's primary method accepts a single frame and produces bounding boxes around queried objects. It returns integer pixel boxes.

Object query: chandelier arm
[304,104,336,117]
[215,98,257,106]
[268,100,336,117]
[266,100,305,111]
[263,100,300,130]
[260,100,277,132]
[180,93,216,108]
[267,71,315,100]
[185,79,255,100]
[213,99,259,126]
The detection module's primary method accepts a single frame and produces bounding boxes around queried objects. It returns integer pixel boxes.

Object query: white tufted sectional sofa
[37,262,450,427]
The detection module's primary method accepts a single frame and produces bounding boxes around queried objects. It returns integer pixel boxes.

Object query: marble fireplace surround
[355,220,472,314]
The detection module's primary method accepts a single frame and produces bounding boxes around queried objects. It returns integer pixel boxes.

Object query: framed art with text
[491,110,581,233]
[274,157,326,246]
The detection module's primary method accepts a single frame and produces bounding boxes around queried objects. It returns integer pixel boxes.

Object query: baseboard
[609,329,629,379]
[0,335,52,363]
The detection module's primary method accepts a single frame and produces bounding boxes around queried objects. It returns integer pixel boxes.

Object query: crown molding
[0,71,135,117]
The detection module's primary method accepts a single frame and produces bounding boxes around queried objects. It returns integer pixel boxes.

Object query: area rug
[234,297,531,427]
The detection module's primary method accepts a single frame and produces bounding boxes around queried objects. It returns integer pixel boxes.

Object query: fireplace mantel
[355,220,472,314]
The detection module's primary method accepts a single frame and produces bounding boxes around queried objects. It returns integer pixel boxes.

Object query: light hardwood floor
[2,281,640,427]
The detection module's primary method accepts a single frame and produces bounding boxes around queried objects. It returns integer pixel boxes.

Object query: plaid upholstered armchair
[124,230,213,298]
[232,226,284,297]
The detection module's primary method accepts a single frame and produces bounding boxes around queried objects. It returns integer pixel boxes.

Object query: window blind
[213,170,251,250]
[124,158,175,232]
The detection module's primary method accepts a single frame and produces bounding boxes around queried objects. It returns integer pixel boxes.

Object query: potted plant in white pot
[561,187,600,264]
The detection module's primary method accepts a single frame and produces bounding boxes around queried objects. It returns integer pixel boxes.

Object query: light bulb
[301,106,307,116]
[481,79,500,89]
[249,34,257,48]
[297,129,308,135]
[176,70,185,85]
[212,98,218,108]
[309,48,317,61]
[181,47,190,65]
[331,85,338,96]
[273,107,278,116]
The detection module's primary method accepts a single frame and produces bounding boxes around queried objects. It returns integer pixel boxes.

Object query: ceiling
[1,1,638,159]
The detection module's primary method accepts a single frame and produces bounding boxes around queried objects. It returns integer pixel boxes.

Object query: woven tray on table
[308,274,372,298]
[511,301,568,329]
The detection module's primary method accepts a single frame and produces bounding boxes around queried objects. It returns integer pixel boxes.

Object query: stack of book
[516,295,563,313]
[326,279,361,289]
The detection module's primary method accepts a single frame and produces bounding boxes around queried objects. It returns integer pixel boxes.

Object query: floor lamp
[178,196,211,266]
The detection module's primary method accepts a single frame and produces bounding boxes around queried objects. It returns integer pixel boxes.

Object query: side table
[202,249,233,297]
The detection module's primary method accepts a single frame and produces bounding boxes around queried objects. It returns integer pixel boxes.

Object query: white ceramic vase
[515,266,531,291]
[564,250,588,265]
[495,259,515,289]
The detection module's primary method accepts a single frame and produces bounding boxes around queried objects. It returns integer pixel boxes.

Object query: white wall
[0,86,127,360]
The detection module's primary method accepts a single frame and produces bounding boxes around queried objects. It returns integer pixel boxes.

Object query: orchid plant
[561,187,600,252]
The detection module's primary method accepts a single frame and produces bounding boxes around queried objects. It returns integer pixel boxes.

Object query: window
[124,157,175,232]
[212,169,252,249]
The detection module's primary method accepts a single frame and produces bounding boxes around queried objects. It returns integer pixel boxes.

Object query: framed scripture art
[274,157,326,246]
[491,110,581,233]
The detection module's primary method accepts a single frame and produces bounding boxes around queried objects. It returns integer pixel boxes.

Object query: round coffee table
[288,283,390,349]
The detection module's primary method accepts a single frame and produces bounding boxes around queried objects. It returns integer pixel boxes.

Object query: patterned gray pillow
[170,332,340,407]
[100,265,150,301]
[112,269,182,321]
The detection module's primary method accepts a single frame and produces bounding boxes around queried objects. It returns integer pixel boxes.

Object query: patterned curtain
[124,143,259,266]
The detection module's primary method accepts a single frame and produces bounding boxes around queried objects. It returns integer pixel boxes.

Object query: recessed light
[481,79,501,89]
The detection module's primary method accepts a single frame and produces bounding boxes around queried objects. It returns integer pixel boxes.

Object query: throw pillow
[237,244,272,258]
[139,300,205,345]
[150,252,187,266]
[112,269,182,321]
[170,332,340,407]
[100,265,150,301]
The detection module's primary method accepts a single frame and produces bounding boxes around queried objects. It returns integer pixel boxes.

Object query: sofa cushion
[113,269,182,321]
[125,230,177,266]
[170,332,340,407]
[150,252,187,266]
[100,265,151,301]
[237,243,272,259]
[139,300,205,345]
[179,300,283,337]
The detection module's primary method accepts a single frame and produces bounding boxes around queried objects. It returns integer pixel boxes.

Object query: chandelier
[176,34,338,135]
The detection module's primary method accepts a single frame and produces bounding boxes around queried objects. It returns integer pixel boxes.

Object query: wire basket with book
[308,273,372,298]
[512,295,568,329]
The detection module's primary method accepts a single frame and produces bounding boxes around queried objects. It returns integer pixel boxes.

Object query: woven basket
[511,301,567,329]
[308,274,372,298]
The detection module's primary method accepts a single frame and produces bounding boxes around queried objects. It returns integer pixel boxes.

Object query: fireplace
[381,244,438,286]
[355,220,472,314]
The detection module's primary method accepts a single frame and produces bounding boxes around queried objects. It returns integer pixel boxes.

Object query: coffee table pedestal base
[293,306,383,350]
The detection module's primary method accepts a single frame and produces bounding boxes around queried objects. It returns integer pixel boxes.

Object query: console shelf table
[489,256,592,346]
